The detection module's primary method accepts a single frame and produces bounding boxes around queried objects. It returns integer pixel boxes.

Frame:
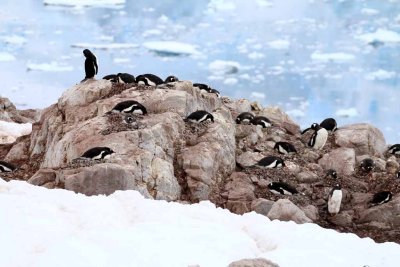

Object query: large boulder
[357,196,400,228]
[267,199,312,224]
[318,147,356,176]
[334,124,386,157]
[225,172,256,214]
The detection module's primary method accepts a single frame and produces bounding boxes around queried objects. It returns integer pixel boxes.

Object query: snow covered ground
[0,121,32,144]
[0,179,399,267]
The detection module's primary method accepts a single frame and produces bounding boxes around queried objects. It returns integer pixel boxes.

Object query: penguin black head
[320,118,337,132]
[332,183,341,190]
[311,123,319,130]
[388,144,400,155]
[83,49,93,58]
[326,169,337,179]
[165,75,179,83]
[236,112,255,124]
[209,89,221,98]
[360,158,374,173]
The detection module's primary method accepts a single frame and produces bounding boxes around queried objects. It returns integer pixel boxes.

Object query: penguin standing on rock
[251,116,272,128]
[360,158,374,173]
[109,100,147,115]
[165,75,179,83]
[82,49,98,80]
[136,74,164,86]
[186,110,214,123]
[0,160,17,172]
[370,191,392,206]
[236,112,254,124]
[328,184,342,215]
[308,123,328,150]
[255,156,285,169]
[388,144,400,155]
[302,118,337,134]
[268,181,298,195]
[81,147,115,160]
[274,142,297,154]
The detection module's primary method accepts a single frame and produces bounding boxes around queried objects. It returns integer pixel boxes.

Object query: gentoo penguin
[251,116,272,128]
[193,83,220,97]
[308,123,328,150]
[236,112,255,124]
[165,75,179,83]
[388,144,400,155]
[0,160,17,172]
[274,142,297,154]
[116,73,135,84]
[370,191,392,206]
[83,49,98,79]
[360,158,374,173]
[328,184,342,215]
[186,110,214,123]
[325,169,338,179]
[103,74,117,82]
[136,74,164,86]
[81,147,115,160]
[301,118,337,134]
[209,88,221,98]
[255,156,285,169]
[268,181,298,195]
[109,100,147,115]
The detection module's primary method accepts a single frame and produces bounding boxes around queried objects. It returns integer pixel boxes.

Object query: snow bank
[143,41,200,56]
[27,62,73,72]
[0,121,32,144]
[356,29,400,43]
[0,52,16,62]
[208,60,240,75]
[43,0,125,7]
[0,179,399,267]
[311,52,355,62]
[71,43,139,50]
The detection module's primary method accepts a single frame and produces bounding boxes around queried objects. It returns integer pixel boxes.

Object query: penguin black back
[274,142,297,154]
[111,100,147,115]
[320,118,337,132]
[388,144,400,155]
[236,112,255,124]
[136,74,164,86]
[256,156,285,168]
[186,110,214,123]
[360,158,374,173]
[268,181,298,195]
[370,191,392,206]
[325,169,338,179]
[165,75,179,83]
[81,147,115,160]
[0,160,17,172]
[193,83,210,91]
[251,116,272,128]
[83,49,98,79]
[103,74,117,82]
[117,73,136,84]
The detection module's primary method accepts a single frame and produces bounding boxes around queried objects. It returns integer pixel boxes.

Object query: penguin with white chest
[82,49,98,80]
[370,191,392,206]
[328,184,342,215]
[186,110,214,124]
[0,160,17,172]
[109,100,147,115]
[193,83,220,97]
[268,182,298,195]
[274,142,297,154]
[388,144,400,155]
[236,112,254,124]
[136,74,164,86]
[165,76,179,83]
[308,123,328,150]
[255,156,285,169]
[81,147,115,160]
[251,116,272,128]
[116,73,135,84]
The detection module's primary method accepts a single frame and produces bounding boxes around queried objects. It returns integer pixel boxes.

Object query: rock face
[2,80,400,243]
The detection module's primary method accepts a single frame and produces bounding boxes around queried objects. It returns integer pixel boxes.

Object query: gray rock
[328,210,354,227]
[386,156,399,174]
[228,258,279,267]
[237,151,264,168]
[296,171,320,183]
[28,169,57,186]
[302,205,319,221]
[335,123,386,157]
[225,172,256,214]
[251,198,275,216]
[267,199,312,224]
[357,196,400,227]
[318,148,355,176]
[259,106,300,135]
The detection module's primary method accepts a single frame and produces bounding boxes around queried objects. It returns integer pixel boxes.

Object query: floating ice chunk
[113,58,130,64]
[267,40,290,49]
[250,92,266,99]
[27,62,73,72]
[223,77,238,85]
[311,52,355,62]
[71,43,139,50]
[356,29,400,43]
[0,121,32,144]
[207,0,236,12]
[208,60,240,75]
[143,41,200,56]
[0,35,26,45]
[43,0,125,7]
[0,52,16,62]
[336,108,359,118]
[365,69,396,80]
[142,29,162,37]
[361,8,379,15]
[248,52,265,59]
[256,0,273,7]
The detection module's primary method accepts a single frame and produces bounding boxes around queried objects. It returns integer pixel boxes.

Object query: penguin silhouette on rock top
[82,49,98,81]
[165,75,179,83]
[308,123,328,150]
[302,118,337,134]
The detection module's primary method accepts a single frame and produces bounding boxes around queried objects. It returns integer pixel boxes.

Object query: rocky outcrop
[267,199,313,224]
[318,147,356,176]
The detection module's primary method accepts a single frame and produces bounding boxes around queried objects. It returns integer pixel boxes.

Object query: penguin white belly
[261,160,277,168]
[197,114,209,123]
[145,77,156,86]
[281,189,293,195]
[103,154,111,160]
[261,120,271,128]
[122,105,137,113]
[92,151,104,160]
[313,128,328,150]
[138,80,146,85]
[242,118,251,124]
[328,190,342,214]
[0,165,12,172]
[133,109,143,114]
[278,145,288,154]
[118,76,125,84]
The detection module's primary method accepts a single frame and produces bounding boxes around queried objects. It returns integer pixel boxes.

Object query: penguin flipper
[301,127,311,134]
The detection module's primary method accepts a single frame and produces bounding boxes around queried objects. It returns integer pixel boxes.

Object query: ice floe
[311,52,355,62]
[43,0,125,7]
[336,108,359,118]
[208,60,240,75]
[27,62,73,72]
[267,40,290,49]
[71,43,139,50]
[356,29,400,43]
[365,69,396,80]
[142,41,200,56]
[0,52,16,62]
